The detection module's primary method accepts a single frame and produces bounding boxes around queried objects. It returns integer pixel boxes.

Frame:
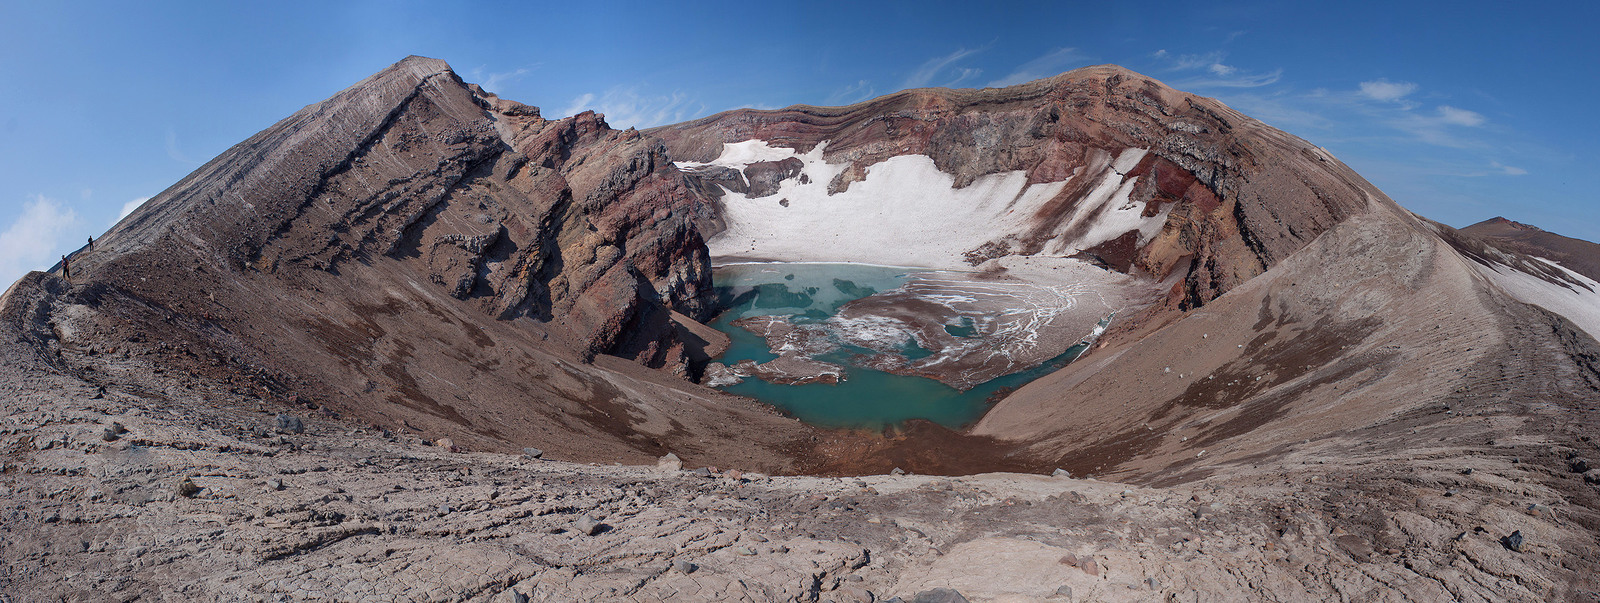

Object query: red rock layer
[651,66,1377,316]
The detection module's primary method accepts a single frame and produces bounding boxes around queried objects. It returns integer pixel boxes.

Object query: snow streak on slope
[1477,258,1600,341]
[1044,149,1168,256]
[679,140,1159,268]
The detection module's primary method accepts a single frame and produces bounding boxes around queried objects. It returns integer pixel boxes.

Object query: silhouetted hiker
[60,255,70,280]
[87,236,93,251]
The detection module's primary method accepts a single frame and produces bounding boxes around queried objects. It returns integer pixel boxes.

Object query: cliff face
[10,56,809,467]
[93,56,711,370]
[651,66,1374,313]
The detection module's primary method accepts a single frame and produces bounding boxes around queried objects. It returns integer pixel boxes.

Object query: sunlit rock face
[651,66,1378,400]
[651,65,1375,314]
[19,56,812,468]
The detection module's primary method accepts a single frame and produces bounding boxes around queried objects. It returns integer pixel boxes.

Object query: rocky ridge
[8,56,813,470]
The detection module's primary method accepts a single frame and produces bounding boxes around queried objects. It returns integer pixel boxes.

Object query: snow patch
[676,139,799,169]
[1478,258,1600,341]
[1044,152,1172,255]
[701,140,1160,269]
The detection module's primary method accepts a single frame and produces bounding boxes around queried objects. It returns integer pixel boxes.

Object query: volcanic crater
[5,55,1600,601]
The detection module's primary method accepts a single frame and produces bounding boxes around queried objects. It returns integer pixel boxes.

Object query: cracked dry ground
[3,361,1599,602]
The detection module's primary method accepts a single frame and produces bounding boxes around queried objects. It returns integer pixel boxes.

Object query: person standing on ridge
[87,236,93,251]
[60,255,70,280]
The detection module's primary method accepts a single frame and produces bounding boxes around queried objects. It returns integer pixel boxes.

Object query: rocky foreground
[4,348,1598,602]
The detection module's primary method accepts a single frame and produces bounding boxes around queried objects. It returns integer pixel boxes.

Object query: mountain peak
[390,54,454,77]
[1490,216,1542,231]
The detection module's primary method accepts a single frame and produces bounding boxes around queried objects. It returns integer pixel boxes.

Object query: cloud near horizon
[560,87,704,129]
[1436,105,1486,127]
[1358,79,1419,102]
[904,48,983,89]
[473,67,531,94]
[827,80,876,105]
[117,197,150,223]
[1154,49,1281,89]
[0,195,81,287]
[987,47,1091,87]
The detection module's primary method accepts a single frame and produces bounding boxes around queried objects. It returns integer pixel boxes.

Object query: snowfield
[680,140,1162,269]
[1477,258,1600,341]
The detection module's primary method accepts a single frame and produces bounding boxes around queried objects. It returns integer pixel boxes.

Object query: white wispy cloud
[559,93,596,118]
[943,67,982,87]
[1212,91,1336,131]
[987,47,1090,87]
[1153,49,1227,71]
[0,195,81,287]
[560,88,704,129]
[1385,106,1490,148]
[1178,68,1283,89]
[1490,161,1528,176]
[165,127,195,165]
[827,80,876,105]
[904,47,982,89]
[469,66,535,94]
[1154,49,1280,89]
[117,196,150,223]
[1437,105,1486,127]
[1358,79,1418,102]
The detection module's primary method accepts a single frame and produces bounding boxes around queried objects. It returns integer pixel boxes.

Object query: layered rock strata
[6,56,811,467]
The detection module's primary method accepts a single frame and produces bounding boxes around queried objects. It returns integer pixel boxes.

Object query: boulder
[574,514,603,536]
[1503,530,1525,552]
[911,588,970,603]
[657,453,683,472]
[176,477,201,498]
[274,414,303,434]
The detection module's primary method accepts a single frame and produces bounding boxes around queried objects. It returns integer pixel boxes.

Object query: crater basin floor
[705,258,1159,429]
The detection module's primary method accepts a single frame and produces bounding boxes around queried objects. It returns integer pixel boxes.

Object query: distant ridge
[1463,216,1600,282]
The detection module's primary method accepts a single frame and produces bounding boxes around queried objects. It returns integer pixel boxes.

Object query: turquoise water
[709,263,1089,430]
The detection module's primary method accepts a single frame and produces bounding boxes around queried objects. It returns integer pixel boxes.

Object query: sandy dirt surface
[5,347,1599,602]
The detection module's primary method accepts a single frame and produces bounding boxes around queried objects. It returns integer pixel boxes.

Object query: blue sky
[1,1,1595,284]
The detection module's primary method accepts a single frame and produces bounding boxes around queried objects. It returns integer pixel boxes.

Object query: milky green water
[710,263,1089,430]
